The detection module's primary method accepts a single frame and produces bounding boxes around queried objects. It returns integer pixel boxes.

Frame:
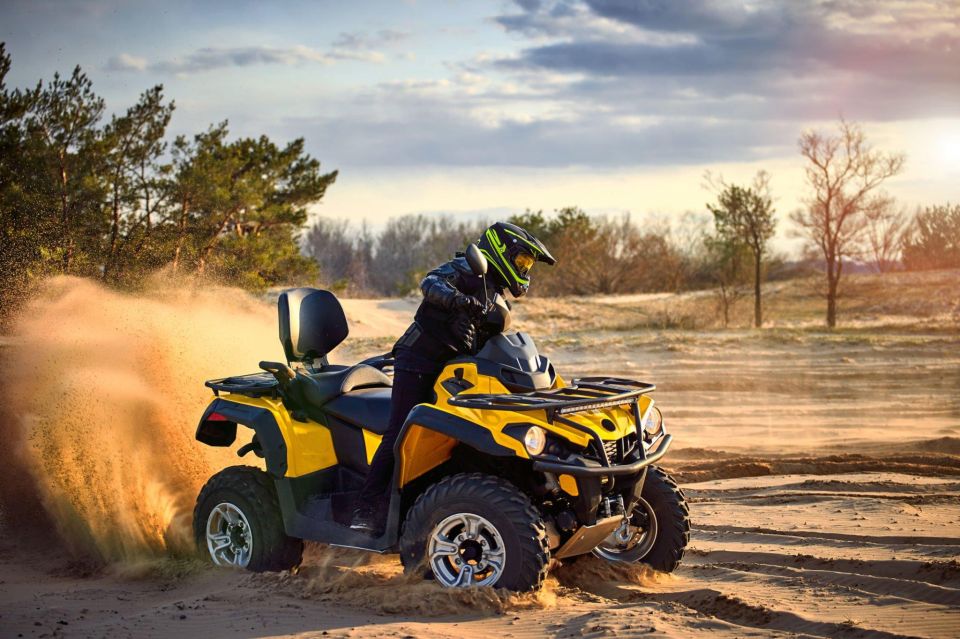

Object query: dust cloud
[249,545,670,615]
[254,544,563,615]
[0,276,282,562]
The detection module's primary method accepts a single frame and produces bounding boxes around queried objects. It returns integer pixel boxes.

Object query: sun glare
[936,131,960,169]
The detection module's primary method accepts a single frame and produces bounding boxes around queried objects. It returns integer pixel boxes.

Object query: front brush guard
[533,433,671,528]
[532,434,672,477]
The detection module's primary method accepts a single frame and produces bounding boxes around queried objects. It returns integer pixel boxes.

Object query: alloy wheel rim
[593,496,658,562]
[206,502,254,568]
[427,513,506,587]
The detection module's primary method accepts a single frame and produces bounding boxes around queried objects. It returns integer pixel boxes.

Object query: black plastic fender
[195,398,288,477]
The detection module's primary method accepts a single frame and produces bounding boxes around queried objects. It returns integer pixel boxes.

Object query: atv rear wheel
[592,466,689,571]
[399,473,549,591]
[193,465,303,572]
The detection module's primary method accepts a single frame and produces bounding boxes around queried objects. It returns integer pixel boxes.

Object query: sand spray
[0,276,281,562]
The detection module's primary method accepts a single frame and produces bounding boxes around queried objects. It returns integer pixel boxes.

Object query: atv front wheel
[399,473,549,591]
[592,466,689,571]
[193,465,303,572]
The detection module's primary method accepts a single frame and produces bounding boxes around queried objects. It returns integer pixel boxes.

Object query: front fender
[395,404,527,487]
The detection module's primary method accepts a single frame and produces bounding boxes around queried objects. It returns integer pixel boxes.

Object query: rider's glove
[454,294,484,317]
[450,314,476,351]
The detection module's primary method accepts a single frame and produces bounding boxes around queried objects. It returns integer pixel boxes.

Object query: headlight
[642,406,663,440]
[523,426,547,455]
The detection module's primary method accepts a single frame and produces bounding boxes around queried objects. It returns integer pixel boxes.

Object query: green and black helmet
[477,222,556,297]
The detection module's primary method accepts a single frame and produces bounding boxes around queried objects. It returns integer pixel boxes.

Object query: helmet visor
[514,251,535,276]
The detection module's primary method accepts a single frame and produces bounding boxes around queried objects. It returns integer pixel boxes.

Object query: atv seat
[323,387,393,435]
[298,364,391,409]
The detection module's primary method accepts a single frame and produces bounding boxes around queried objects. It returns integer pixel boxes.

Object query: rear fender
[195,397,288,477]
[395,404,528,488]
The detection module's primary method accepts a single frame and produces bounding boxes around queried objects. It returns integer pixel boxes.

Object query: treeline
[304,184,960,330]
[304,207,721,298]
[0,44,335,323]
[901,203,960,271]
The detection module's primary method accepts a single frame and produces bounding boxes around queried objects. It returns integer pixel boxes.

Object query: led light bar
[557,398,632,414]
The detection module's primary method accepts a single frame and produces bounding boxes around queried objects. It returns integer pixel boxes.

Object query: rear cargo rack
[205,372,279,397]
[447,376,654,420]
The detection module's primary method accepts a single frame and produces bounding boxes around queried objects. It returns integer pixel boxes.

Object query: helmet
[476,222,556,297]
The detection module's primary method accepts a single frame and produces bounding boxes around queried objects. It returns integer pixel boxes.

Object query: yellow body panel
[398,425,459,486]
[362,429,382,465]
[396,362,650,487]
[219,394,338,478]
[558,474,579,496]
[218,363,652,484]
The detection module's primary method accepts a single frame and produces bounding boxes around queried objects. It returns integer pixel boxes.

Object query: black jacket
[393,256,504,370]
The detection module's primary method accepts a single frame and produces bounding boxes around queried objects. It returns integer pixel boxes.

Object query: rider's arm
[420,261,465,311]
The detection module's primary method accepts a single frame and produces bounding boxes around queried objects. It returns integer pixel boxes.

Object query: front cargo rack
[447,376,654,421]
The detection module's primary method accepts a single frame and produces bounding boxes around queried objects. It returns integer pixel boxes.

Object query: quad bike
[193,245,689,591]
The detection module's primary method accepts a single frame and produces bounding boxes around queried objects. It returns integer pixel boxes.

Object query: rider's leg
[351,367,437,533]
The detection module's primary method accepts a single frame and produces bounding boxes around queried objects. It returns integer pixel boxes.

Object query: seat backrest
[278,288,349,367]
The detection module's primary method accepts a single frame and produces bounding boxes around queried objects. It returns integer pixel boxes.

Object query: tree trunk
[826,285,837,328]
[142,159,152,235]
[105,179,121,281]
[753,252,762,328]
[172,198,189,273]
[720,283,730,328]
[58,154,73,271]
[197,212,234,275]
[825,261,839,329]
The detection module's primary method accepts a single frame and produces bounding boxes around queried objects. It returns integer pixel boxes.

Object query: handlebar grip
[259,361,295,380]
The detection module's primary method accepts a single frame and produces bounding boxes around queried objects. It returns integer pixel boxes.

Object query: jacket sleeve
[420,261,463,311]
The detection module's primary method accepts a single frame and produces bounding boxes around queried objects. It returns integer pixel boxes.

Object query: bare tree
[863,197,909,273]
[791,119,905,328]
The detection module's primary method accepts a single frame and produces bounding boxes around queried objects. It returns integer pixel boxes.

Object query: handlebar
[259,361,296,386]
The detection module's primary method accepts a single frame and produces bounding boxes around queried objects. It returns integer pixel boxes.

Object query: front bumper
[533,430,672,534]
[531,433,672,477]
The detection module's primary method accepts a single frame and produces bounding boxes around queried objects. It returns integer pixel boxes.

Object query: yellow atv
[193,248,689,591]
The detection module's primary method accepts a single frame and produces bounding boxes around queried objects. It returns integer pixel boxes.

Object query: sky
[2,0,959,253]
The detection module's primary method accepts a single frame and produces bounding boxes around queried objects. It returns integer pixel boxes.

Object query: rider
[351,221,556,534]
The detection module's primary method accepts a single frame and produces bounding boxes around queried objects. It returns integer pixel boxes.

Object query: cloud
[280,77,796,169]
[116,1,955,171]
[507,1,959,80]
[141,45,384,74]
[333,29,410,50]
[489,0,960,122]
[271,1,959,170]
[104,52,148,72]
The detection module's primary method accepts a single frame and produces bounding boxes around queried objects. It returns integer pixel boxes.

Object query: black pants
[356,366,439,507]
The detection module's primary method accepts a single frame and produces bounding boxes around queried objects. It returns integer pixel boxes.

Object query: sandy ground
[1,278,958,638]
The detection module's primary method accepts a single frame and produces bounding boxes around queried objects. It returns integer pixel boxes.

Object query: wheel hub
[459,538,483,562]
[206,502,253,568]
[593,496,658,562]
[427,513,506,587]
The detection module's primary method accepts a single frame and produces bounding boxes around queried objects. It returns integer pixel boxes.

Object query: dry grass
[512,268,960,336]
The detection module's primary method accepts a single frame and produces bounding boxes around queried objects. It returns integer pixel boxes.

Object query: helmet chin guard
[476,222,555,297]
